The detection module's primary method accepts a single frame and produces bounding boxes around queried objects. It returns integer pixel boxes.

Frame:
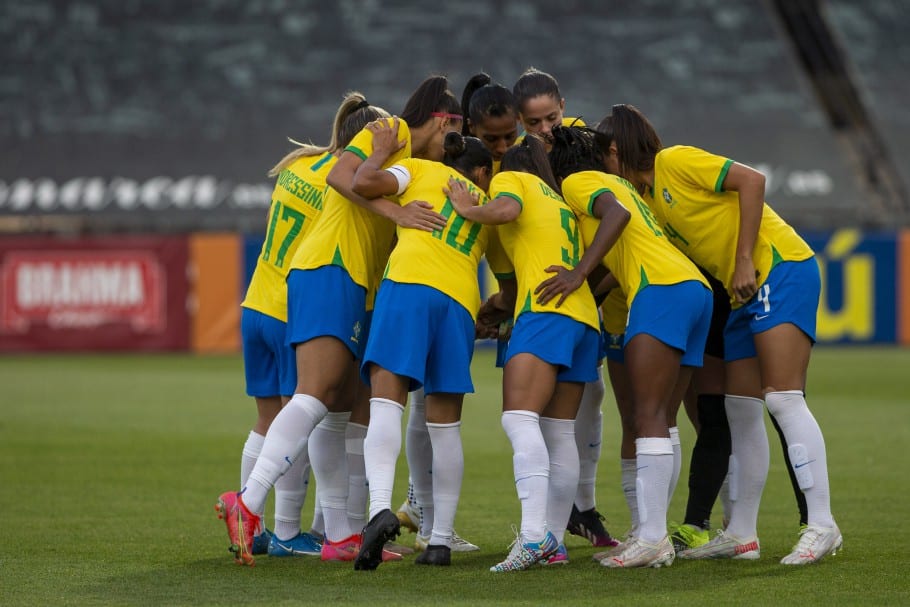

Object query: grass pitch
[0,346,907,606]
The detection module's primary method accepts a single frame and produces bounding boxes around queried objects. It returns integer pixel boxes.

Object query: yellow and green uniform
[242,151,336,321]
[561,170,708,312]
[648,145,813,307]
[488,171,599,331]
[384,158,490,318]
[288,118,412,302]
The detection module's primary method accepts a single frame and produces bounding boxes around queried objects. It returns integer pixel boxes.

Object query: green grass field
[1,347,908,606]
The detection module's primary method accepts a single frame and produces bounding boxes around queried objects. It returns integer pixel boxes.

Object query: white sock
[240,431,265,520]
[668,426,681,507]
[273,447,309,541]
[501,410,549,543]
[636,437,674,544]
[724,395,769,539]
[427,421,463,547]
[405,390,434,537]
[244,394,327,514]
[309,411,353,542]
[764,390,835,528]
[575,371,604,512]
[540,417,579,545]
[621,458,639,535]
[364,398,404,520]
[719,472,733,526]
[345,422,368,529]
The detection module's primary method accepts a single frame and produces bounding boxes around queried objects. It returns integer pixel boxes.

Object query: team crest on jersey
[351,321,362,344]
[662,188,676,208]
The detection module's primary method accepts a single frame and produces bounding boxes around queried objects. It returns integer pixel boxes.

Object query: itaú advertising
[804,229,899,344]
[2,251,163,332]
[0,236,190,351]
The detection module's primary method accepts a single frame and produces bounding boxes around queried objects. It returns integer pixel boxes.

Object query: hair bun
[443,131,466,157]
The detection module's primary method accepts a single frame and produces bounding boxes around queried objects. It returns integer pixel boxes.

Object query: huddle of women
[217,68,842,572]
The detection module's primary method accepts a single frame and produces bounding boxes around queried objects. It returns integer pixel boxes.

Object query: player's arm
[444,177,520,225]
[721,162,765,303]
[535,190,630,307]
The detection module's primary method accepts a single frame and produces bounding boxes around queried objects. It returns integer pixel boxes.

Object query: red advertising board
[0,236,189,351]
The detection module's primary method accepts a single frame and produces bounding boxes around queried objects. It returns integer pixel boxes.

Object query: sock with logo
[723,395,768,539]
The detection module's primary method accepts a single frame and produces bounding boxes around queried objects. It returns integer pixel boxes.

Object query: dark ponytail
[500,134,560,193]
[548,125,606,182]
[401,75,462,128]
[461,73,517,136]
[595,104,661,180]
[443,132,492,178]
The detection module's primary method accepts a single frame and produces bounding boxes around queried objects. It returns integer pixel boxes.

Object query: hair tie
[355,99,370,110]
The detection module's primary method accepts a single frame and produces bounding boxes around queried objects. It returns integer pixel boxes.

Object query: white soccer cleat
[600,535,675,568]
[781,524,842,565]
[678,529,760,560]
[416,531,480,552]
[396,499,420,533]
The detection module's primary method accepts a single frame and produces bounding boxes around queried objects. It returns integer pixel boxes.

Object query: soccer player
[445,135,601,572]
[232,92,383,560]
[512,67,585,146]
[214,75,462,567]
[598,104,841,565]
[542,125,713,568]
[348,123,493,570]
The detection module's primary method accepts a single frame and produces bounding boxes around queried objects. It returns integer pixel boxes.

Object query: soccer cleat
[251,528,273,555]
[669,522,710,553]
[321,533,403,562]
[267,531,323,557]
[567,505,620,547]
[383,541,415,555]
[415,544,452,566]
[215,491,261,566]
[396,498,420,533]
[321,534,361,562]
[541,543,569,566]
[678,529,760,560]
[416,532,480,553]
[780,524,842,565]
[600,535,675,568]
[354,509,402,571]
[490,529,559,572]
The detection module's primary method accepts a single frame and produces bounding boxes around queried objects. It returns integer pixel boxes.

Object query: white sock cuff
[635,437,673,456]
[319,411,351,433]
[242,431,265,457]
[725,394,764,408]
[409,388,426,407]
[345,422,367,453]
[426,421,461,430]
[540,416,575,428]
[502,410,540,422]
[370,397,405,413]
[764,390,807,417]
[668,426,680,446]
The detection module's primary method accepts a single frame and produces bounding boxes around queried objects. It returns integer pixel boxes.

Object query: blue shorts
[602,330,625,364]
[724,258,820,362]
[625,281,713,367]
[362,281,476,394]
[286,265,368,360]
[505,312,600,383]
[241,307,297,397]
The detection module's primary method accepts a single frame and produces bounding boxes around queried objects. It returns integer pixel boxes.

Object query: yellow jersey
[489,171,599,331]
[561,171,708,312]
[649,145,814,306]
[242,151,336,321]
[288,118,411,300]
[601,287,628,336]
[383,158,489,318]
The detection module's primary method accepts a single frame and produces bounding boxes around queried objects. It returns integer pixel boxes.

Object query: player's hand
[477,294,512,328]
[366,117,406,157]
[392,200,447,232]
[534,265,584,307]
[732,256,759,304]
[443,177,480,217]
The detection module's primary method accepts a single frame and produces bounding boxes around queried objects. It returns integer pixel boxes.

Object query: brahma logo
[1,251,164,333]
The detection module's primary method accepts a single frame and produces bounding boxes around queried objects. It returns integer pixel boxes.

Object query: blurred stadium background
[1,0,908,353]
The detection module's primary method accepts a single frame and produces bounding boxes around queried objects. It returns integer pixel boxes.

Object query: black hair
[595,104,661,179]
[461,72,517,136]
[500,134,560,193]
[547,125,608,182]
[400,75,462,128]
[512,67,561,109]
[442,132,493,178]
